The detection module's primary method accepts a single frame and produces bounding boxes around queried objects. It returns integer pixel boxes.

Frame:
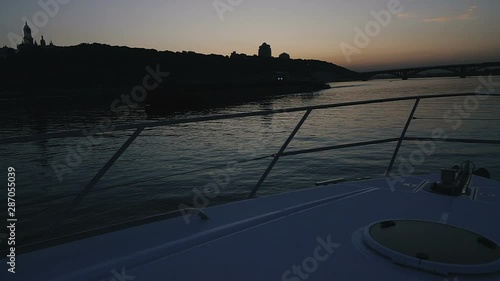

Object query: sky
[1,0,499,71]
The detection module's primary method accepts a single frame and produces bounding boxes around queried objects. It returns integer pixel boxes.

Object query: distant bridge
[359,62,500,81]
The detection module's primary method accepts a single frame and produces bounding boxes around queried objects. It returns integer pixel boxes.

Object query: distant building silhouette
[279,53,290,60]
[23,22,34,45]
[230,51,250,59]
[18,22,55,51]
[231,51,241,58]
[40,35,46,47]
[258,43,272,58]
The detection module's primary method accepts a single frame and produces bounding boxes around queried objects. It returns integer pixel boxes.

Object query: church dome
[22,22,34,45]
[24,22,32,34]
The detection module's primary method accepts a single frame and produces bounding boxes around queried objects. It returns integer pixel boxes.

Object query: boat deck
[4,174,500,281]
[2,93,499,280]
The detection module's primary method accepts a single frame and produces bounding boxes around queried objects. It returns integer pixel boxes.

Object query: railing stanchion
[385,98,420,177]
[248,109,312,199]
[45,127,145,238]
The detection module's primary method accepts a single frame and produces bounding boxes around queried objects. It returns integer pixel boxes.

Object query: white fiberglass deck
[2,93,500,280]
[3,174,500,281]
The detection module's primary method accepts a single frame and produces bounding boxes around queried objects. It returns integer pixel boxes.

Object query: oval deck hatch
[363,220,500,275]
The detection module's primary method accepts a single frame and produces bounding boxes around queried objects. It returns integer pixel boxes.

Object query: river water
[1,76,500,246]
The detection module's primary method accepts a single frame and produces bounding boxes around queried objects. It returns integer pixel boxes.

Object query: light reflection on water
[0,77,499,245]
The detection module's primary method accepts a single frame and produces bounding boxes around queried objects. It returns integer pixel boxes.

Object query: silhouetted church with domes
[18,22,55,51]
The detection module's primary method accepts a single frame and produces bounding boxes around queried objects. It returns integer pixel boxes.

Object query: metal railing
[2,92,500,237]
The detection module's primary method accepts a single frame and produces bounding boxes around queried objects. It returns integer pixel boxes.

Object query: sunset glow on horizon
[2,0,499,71]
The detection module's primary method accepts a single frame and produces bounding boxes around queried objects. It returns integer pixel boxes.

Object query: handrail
[385,99,420,177]
[0,92,497,145]
[2,92,500,237]
[404,137,500,144]
[281,138,401,157]
[248,109,312,199]
[45,127,145,237]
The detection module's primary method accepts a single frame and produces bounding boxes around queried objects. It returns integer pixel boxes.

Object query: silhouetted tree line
[0,43,357,94]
